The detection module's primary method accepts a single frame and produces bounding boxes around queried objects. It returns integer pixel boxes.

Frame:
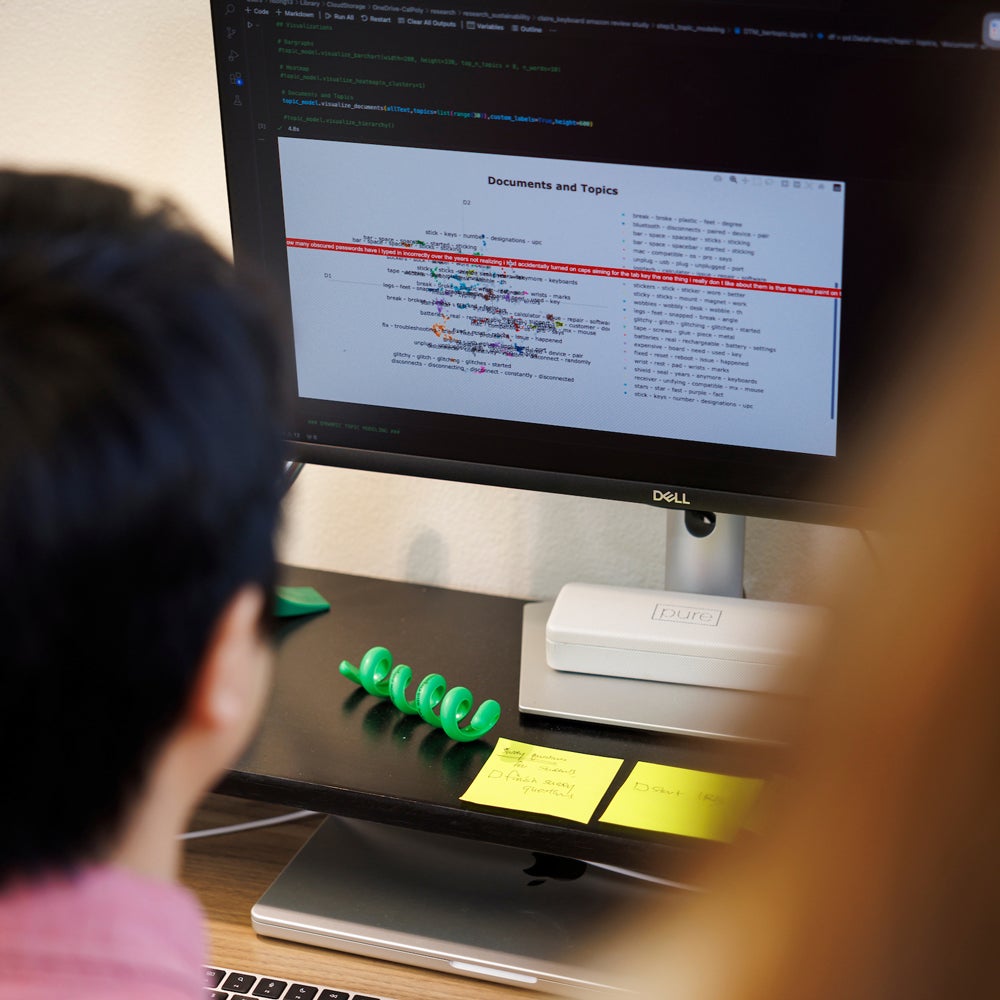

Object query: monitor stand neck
[664,510,746,599]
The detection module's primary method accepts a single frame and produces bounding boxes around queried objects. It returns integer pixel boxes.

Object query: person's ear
[187,584,270,733]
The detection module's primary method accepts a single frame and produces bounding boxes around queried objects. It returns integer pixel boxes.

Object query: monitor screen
[212,0,998,527]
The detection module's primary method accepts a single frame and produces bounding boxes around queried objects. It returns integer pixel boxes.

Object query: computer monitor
[213,0,995,703]
[213,0,996,536]
[210,0,998,984]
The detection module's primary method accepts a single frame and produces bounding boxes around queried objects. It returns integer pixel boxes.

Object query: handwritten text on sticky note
[599,762,763,841]
[461,738,624,824]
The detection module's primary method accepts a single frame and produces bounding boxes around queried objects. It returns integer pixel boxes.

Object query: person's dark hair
[0,171,288,883]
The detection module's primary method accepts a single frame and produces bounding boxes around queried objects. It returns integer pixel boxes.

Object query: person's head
[0,170,288,883]
[600,189,1000,999]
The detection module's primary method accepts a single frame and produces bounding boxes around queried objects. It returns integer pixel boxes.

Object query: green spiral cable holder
[339,646,501,743]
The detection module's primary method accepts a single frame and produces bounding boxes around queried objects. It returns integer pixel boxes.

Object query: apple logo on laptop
[523,853,588,886]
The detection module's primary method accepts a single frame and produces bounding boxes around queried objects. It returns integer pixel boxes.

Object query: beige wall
[0,0,857,603]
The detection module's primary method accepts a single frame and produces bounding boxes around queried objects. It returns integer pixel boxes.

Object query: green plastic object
[339,646,501,743]
[273,585,331,618]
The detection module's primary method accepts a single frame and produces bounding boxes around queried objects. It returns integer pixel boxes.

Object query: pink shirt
[0,865,205,1000]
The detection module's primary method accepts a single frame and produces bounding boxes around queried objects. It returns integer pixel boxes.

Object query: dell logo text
[652,489,691,505]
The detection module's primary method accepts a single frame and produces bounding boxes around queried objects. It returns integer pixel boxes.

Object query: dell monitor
[213,0,996,715]
[215,0,995,526]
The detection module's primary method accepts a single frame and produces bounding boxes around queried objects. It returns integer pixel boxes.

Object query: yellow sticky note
[599,762,763,842]
[461,738,623,824]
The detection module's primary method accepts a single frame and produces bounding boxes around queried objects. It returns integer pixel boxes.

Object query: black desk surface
[221,566,783,875]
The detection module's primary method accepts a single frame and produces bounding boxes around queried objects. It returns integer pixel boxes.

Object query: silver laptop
[252,815,678,995]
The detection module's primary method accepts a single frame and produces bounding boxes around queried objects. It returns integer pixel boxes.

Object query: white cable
[586,859,706,892]
[180,809,318,841]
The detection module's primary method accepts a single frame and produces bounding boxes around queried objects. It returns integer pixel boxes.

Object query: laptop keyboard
[204,965,395,1000]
